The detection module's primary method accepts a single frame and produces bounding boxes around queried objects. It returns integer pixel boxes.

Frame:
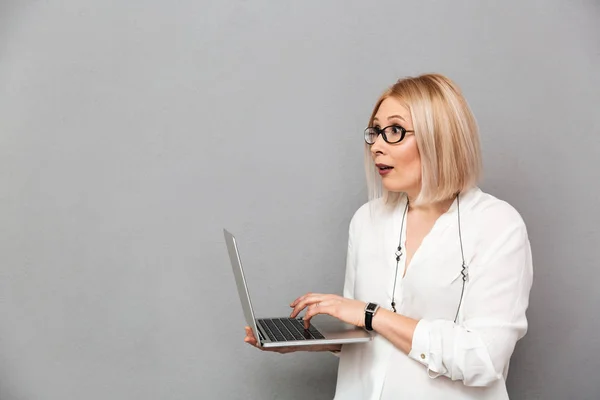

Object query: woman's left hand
[289,293,367,329]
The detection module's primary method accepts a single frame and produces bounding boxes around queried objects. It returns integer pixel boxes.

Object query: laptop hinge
[255,319,270,344]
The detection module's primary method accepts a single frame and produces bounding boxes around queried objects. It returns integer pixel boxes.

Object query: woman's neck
[407,196,455,217]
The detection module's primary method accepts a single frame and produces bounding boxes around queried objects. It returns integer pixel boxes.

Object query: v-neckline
[394,195,460,279]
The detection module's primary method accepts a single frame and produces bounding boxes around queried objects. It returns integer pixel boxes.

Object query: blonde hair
[365,73,482,206]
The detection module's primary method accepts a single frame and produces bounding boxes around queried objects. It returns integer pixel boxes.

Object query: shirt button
[420,353,426,360]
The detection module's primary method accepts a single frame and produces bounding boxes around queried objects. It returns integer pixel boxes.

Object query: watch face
[367,303,378,312]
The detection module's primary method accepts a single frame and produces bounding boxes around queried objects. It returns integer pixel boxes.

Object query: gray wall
[0,1,598,399]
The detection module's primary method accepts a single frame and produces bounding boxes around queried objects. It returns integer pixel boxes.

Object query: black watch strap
[364,302,380,331]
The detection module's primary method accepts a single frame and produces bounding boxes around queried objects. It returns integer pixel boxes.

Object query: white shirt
[334,187,533,400]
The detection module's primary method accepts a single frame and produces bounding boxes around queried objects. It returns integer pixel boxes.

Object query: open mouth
[376,164,393,170]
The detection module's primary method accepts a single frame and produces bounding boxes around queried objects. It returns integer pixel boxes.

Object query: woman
[244,73,533,399]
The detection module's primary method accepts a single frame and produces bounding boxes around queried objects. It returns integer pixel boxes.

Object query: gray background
[0,1,598,399]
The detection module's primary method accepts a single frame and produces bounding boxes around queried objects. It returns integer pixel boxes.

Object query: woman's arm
[369,310,418,354]
[292,209,533,387]
[386,221,532,386]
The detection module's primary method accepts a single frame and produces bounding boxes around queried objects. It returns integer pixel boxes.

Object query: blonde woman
[244,74,533,399]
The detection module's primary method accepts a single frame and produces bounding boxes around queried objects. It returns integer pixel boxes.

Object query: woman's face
[370,97,422,197]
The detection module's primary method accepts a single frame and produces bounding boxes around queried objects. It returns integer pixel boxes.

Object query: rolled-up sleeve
[408,214,533,387]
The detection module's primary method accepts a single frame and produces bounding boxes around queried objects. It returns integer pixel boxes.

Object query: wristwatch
[364,302,380,331]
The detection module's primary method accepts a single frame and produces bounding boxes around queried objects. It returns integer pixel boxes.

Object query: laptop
[224,229,372,348]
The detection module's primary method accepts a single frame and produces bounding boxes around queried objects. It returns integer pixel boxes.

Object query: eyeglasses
[364,125,414,145]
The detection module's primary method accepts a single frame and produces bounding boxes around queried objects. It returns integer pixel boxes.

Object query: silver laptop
[224,229,372,348]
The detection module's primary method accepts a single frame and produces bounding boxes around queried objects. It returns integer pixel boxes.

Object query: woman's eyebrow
[387,114,406,122]
[373,114,406,123]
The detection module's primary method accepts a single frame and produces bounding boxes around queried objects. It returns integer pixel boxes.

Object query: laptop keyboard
[257,318,325,342]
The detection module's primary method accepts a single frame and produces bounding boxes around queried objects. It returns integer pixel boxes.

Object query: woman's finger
[289,292,316,308]
[290,294,328,318]
[244,326,259,347]
[244,326,256,339]
[291,294,338,318]
[302,300,334,328]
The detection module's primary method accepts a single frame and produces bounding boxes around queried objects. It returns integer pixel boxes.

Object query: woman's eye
[391,125,403,133]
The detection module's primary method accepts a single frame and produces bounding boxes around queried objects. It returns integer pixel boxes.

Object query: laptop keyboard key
[290,318,325,340]
[273,319,295,341]
[263,319,286,342]
[281,318,306,340]
[307,325,325,339]
[258,317,326,342]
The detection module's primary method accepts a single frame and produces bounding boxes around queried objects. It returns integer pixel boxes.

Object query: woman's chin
[381,182,415,195]
[381,181,406,193]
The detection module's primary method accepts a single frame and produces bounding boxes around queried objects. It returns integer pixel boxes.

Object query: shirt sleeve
[407,208,533,387]
[342,211,359,300]
[333,211,361,357]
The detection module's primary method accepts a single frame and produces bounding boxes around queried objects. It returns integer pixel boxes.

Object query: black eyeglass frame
[364,124,415,145]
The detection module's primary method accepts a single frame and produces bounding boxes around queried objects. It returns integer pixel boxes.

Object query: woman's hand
[243,326,342,354]
[243,326,299,354]
[290,293,367,329]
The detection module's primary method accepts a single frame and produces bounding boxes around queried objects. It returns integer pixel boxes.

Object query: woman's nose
[370,133,386,156]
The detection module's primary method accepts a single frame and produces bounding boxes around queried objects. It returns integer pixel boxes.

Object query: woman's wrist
[371,308,418,354]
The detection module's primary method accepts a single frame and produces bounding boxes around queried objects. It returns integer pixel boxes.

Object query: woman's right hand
[243,326,299,354]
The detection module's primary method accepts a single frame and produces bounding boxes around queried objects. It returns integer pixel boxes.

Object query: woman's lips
[376,163,393,176]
